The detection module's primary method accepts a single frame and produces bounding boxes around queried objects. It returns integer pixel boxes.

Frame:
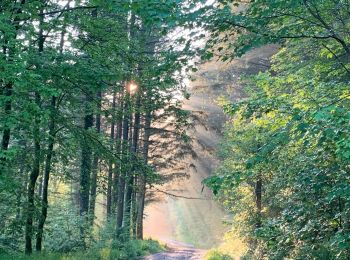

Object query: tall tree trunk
[136,110,151,239]
[25,5,44,253]
[124,95,141,238]
[131,182,137,237]
[106,164,113,216]
[80,102,94,215]
[112,98,123,214]
[1,82,12,151]
[36,96,56,251]
[116,93,130,238]
[89,91,102,224]
[79,93,94,248]
[0,0,26,154]
[16,146,26,221]
[1,51,13,175]
[107,91,116,217]
[25,93,42,255]
[80,5,98,221]
[79,110,94,245]
[0,0,28,179]
[36,26,66,250]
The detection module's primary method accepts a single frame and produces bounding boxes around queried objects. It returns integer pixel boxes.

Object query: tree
[0,0,199,256]
[203,1,350,257]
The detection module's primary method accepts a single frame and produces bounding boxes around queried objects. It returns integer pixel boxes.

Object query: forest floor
[141,240,206,260]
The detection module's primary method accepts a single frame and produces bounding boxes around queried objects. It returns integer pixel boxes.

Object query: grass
[0,239,164,260]
[204,231,248,260]
[205,249,233,260]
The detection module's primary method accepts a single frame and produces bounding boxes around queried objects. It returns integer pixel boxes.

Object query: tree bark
[80,101,94,215]
[116,93,130,238]
[25,5,44,253]
[106,91,116,217]
[112,97,123,214]
[25,93,42,255]
[79,93,94,249]
[89,91,102,225]
[0,0,26,153]
[1,82,12,151]
[124,95,141,238]
[36,25,66,250]
[255,176,262,228]
[36,96,56,251]
[136,110,151,239]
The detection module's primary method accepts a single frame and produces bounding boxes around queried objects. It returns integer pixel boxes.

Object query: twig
[149,187,211,200]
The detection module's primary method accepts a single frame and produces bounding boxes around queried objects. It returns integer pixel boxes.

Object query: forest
[1,0,350,260]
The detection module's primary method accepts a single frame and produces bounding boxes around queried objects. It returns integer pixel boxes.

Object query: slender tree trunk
[0,47,12,177]
[79,94,95,217]
[107,91,116,217]
[123,125,133,237]
[89,151,98,224]
[37,172,43,198]
[25,93,42,255]
[36,26,66,250]
[123,172,133,237]
[80,6,99,220]
[80,103,94,215]
[255,176,262,228]
[36,96,56,251]
[16,140,28,220]
[0,1,27,178]
[131,183,137,236]
[0,0,26,153]
[112,106,123,215]
[106,162,113,216]
[1,82,12,151]
[89,91,102,224]
[136,110,151,239]
[116,93,130,238]
[16,167,25,221]
[25,5,44,253]
[124,95,141,238]
[79,93,94,248]
[118,7,137,238]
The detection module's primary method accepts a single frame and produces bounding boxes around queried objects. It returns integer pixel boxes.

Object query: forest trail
[143,45,277,248]
[142,240,206,260]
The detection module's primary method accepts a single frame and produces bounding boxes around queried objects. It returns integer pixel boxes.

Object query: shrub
[205,249,232,260]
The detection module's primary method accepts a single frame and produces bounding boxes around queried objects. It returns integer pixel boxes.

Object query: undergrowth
[205,249,232,260]
[0,239,164,260]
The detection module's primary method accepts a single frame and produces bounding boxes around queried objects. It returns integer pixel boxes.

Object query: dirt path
[142,240,207,260]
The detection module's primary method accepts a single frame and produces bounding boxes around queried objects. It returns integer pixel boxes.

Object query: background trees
[204,0,350,259]
[0,0,196,256]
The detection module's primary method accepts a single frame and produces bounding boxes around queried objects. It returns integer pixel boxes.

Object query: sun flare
[127,82,138,95]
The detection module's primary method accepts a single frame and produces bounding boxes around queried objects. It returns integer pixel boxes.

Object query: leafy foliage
[0,0,198,256]
[203,0,350,259]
